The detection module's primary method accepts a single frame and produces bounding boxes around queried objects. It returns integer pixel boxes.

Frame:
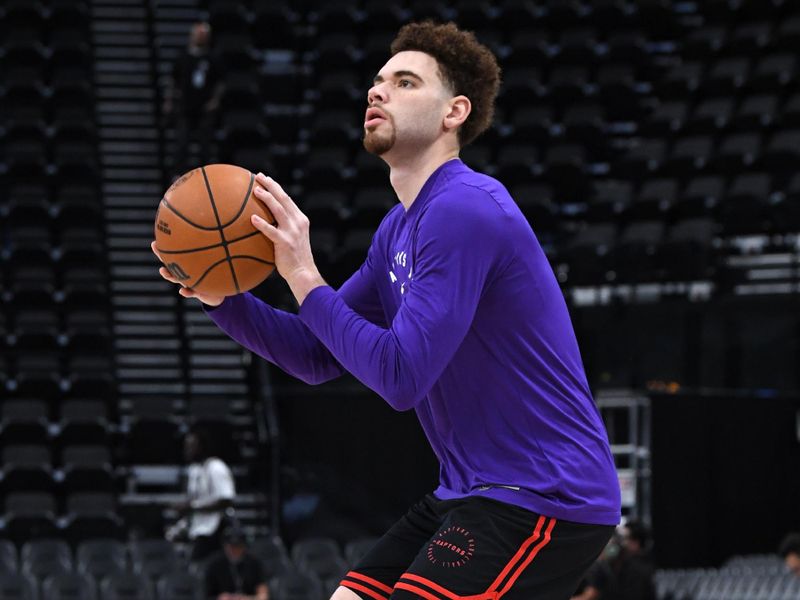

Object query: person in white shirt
[166,428,236,561]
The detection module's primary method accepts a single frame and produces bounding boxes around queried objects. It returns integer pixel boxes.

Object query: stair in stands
[91,0,272,539]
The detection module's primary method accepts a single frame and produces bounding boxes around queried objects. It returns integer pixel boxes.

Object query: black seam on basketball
[160,199,222,231]
[189,257,233,290]
[216,171,256,228]
[201,166,240,294]
[228,255,276,265]
[156,230,264,255]
[189,256,275,290]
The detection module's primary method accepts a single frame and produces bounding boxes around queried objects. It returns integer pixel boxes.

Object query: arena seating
[194,0,800,337]
[656,555,800,600]
[0,532,372,600]
[2,0,799,597]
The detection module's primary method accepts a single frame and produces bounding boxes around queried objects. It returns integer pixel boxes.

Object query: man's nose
[368,82,387,105]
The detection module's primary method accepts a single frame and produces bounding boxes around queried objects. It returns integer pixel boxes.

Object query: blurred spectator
[572,520,656,600]
[619,520,654,562]
[166,428,236,562]
[205,526,269,600]
[162,21,224,178]
[779,533,800,577]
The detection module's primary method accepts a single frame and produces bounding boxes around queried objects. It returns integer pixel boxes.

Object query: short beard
[363,124,396,156]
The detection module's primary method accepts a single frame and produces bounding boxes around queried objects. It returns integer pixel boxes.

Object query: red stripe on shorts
[395,581,447,600]
[486,514,547,593]
[495,517,557,598]
[397,573,495,600]
[341,580,389,600]
[344,571,394,595]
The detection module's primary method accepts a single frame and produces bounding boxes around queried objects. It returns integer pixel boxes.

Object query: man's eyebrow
[373,70,425,85]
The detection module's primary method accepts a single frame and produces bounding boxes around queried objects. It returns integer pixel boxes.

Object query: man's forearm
[190,497,233,514]
[205,293,345,384]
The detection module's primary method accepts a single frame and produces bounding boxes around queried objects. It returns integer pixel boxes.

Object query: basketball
[153,164,275,297]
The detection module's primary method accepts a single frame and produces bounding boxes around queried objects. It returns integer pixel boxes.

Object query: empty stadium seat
[661,218,718,281]
[721,172,772,234]
[734,94,779,130]
[99,572,154,600]
[64,492,126,544]
[344,537,379,566]
[77,539,127,581]
[126,399,181,464]
[291,537,342,566]
[614,221,667,283]
[634,178,679,217]
[41,572,98,600]
[1,444,55,492]
[0,540,19,573]
[350,187,395,228]
[21,539,72,580]
[688,97,733,133]
[250,536,292,578]
[0,399,50,445]
[512,183,558,234]
[0,573,39,600]
[562,223,617,284]
[269,569,323,600]
[130,540,182,580]
[59,400,112,446]
[156,571,202,600]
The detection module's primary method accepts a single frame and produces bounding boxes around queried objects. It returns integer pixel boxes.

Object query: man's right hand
[152,241,226,307]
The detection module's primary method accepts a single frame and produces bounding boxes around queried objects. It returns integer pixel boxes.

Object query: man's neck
[387,143,460,210]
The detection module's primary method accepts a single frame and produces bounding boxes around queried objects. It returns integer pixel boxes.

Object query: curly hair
[390,21,501,147]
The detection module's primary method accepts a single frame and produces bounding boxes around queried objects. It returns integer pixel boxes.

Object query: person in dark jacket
[162,21,224,178]
[204,526,269,600]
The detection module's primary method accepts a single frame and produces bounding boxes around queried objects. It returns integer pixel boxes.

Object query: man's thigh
[343,495,612,600]
[338,495,444,599]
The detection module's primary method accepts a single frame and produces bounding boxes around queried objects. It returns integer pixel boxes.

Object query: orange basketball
[153,164,275,297]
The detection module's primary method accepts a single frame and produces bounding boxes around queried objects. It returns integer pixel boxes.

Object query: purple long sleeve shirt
[206,159,621,525]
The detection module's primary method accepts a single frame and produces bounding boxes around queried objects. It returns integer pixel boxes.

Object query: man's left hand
[250,172,326,304]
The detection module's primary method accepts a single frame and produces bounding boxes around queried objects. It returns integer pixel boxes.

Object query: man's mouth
[365,107,388,128]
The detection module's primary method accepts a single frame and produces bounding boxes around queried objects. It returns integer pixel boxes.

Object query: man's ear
[443,95,471,132]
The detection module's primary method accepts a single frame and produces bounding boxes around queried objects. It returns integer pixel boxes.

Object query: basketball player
[154,22,620,600]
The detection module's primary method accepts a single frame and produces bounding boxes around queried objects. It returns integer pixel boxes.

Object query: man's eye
[398,79,413,88]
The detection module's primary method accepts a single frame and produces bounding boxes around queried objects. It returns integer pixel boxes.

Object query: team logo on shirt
[389,250,413,295]
[427,526,475,568]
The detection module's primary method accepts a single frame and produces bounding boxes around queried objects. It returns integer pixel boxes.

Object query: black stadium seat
[634,178,679,217]
[99,572,154,600]
[1,445,55,492]
[614,221,667,283]
[0,0,799,581]
[0,399,50,445]
[344,537,379,566]
[156,572,202,600]
[291,537,342,566]
[269,569,323,600]
[680,175,725,217]
[687,97,733,133]
[20,539,73,581]
[77,539,127,581]
[41,572,98,600]
[64,492,126,545]
[130,540,182,580]
[734,94,779,130]
[0,540,20,574]
[0,573,38,600]
[661,217,717,280]
[562,223,617,285]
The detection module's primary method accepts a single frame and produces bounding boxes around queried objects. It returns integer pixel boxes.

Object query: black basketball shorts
[339,494,613,600]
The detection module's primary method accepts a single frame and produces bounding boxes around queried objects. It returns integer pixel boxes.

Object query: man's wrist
[287,267,326,305]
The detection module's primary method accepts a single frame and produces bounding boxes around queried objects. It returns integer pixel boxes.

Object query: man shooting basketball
[154,21,620,600]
